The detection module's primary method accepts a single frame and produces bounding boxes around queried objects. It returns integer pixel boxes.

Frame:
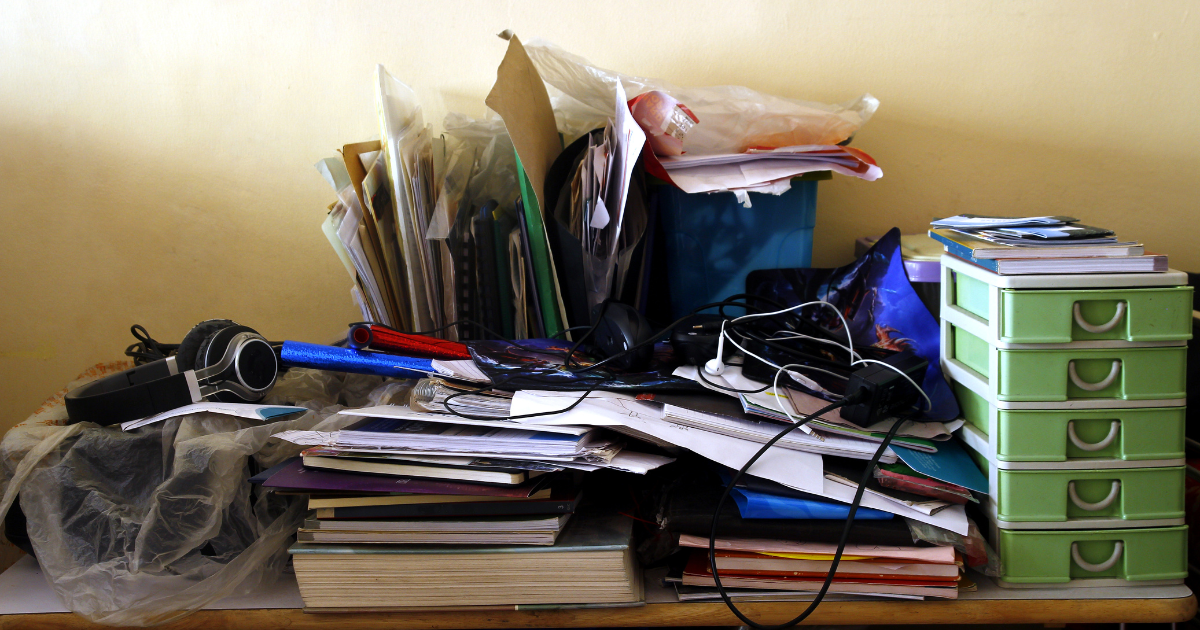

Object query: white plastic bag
[524,39,879,153]
[0,365,406,626]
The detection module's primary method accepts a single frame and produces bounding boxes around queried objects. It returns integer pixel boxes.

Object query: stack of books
[647,459,976,602]
[512,383,986,601]
[929,215,1166,275]
[671,534,963,600]
[259,402,669,610]
[288,512,641,610]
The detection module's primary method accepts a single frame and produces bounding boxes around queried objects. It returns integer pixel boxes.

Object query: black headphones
[64,319,279,426]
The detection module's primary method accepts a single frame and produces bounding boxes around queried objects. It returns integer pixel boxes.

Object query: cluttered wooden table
[2,31,1197,630]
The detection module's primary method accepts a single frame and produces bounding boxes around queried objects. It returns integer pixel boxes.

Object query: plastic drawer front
[939,254,1191,348]
[996,526,1187,585]
[993,466,1184,524]
[952,382,1185,464]
[945,322,1187,403]
[999,287,1193,344]
[964,434,1184,529]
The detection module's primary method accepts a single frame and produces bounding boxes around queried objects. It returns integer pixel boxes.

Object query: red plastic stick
[348,324,472,360]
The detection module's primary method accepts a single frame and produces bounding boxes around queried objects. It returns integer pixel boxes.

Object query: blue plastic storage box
[656,174,825,318]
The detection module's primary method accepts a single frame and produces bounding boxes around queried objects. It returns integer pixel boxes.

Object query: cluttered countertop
[0,33,1193,628]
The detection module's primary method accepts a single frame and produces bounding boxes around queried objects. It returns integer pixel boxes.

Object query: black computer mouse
[590,302,655,371]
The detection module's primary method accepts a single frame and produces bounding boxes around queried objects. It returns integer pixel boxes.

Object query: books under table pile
[669,534,964,600]
[259,402,667,610]
[260,369,991,607]
[929,215,1167,275]
[288,512,642,611]
[648,461,979,602]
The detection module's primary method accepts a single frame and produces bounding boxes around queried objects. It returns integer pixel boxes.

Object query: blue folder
[731,487,893,520]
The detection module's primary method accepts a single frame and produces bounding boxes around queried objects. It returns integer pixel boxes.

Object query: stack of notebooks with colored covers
[654,470,975,602]
[648,438,985,603]
[928,215,1167,275]
[259,403,669,610]
[669,534,963,601]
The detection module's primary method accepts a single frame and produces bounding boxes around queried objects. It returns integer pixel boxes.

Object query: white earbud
[704,322,728,376]
[704,357,725,376]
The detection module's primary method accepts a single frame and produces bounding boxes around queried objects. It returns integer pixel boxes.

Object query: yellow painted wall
[1,0,1197,431]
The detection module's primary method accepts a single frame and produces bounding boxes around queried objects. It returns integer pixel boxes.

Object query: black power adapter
[669,314,730,366]
[838,350,928,426]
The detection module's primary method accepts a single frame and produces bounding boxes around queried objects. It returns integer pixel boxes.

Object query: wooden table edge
[2,594,1194,629]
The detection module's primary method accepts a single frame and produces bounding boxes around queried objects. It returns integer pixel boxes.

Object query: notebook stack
[508,370,986,600]
[656,465,974,602]
[673,534,963,600]
[261,401,667,610]
[929,215,1166,275]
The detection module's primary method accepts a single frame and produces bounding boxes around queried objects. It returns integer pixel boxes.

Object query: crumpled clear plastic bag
[0,366,400,626]
[907,516,1001,577]
[443,112,520,211]
[426,112,519,242]
[524,39,879,152]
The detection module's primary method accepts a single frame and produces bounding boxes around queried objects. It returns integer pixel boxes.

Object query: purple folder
[259,458,546,498]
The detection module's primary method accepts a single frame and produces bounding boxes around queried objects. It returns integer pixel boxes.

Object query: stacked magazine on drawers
[933,220,1193,587]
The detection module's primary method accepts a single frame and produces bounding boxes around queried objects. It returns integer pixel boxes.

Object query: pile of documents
[262,400,668,609]
[502,364,988,601]
[316,67,444,333]
[655,145,881,204]
[929,215,1166,275]
[270,32,1005,612]
[259,332,991,604]
[315,35,887,342]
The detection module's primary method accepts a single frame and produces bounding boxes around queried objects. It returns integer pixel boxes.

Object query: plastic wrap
[376,64,441,334]
[0,365,411,626]
[442,112,520,211]
[524,39,878,152]
[906,516,1000,576]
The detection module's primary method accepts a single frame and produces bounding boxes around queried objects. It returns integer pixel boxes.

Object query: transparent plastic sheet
[524,39,879,152]
[907,516,1001,577]
[426,112,522,341]
[376,64,440,334]
[442,112,519,211]
[0,367,411,626]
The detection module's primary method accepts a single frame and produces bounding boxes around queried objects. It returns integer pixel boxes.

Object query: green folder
[492,206,517,339]
[514,151,564,337]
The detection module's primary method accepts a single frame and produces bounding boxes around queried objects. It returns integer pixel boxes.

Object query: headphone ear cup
[194,332,222,372]
[196,324,274,403]
[176,319,236,372]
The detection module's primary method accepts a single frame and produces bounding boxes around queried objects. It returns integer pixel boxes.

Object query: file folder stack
[261,401,673,609]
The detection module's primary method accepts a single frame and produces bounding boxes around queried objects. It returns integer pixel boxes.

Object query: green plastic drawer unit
[943,322,1187,405]
[952,382,1186,465]
[939,254,1191,348]
[996,526,1187,586]
[994,466,1184,524]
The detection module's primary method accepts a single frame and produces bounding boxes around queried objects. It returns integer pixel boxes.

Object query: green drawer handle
[1071,541,1123,572]
[1073,302,1126,333]
[1067,420,1120,452]
[1068,360,1120,391]
[1068,480,1120,511]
